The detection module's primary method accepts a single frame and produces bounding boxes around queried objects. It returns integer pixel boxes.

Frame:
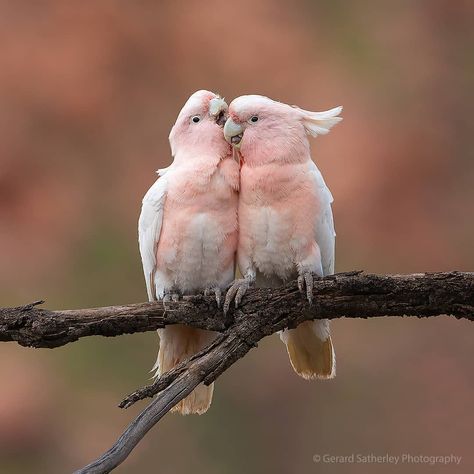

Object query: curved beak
[224,118,244,147]
[209,97,228,127]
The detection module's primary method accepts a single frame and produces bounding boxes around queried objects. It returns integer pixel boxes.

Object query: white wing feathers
[138,169,169,301]
[309,161,336,276]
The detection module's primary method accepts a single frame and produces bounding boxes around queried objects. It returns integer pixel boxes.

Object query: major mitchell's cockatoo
[223,95,342,380]
[138,90,239,414]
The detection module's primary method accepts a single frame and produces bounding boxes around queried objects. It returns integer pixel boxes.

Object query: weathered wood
[2,272,473,473]
[0,298,229,348]
[1,272,473,350]
[69,271,474,474]
[74,364,205,474]
[119,270,474,408]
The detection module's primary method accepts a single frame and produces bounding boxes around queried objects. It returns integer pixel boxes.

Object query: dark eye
[250,116,258,123]
[191,115,200,123]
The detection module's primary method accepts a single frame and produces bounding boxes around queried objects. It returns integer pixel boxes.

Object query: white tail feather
[154,326,215,414]
[280,320,336,380]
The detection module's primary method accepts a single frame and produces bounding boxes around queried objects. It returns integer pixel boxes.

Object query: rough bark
[119,270,474,409]
[1,272,473,350]
[0,299,229,348]
[2,271,473,474]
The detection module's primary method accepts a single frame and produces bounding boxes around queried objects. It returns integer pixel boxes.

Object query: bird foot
[203,286,222,308]
[223,277,253,314]
[163,289,181,303]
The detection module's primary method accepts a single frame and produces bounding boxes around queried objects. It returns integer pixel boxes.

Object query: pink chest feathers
[155,158,239,281]
[239,161,322,269]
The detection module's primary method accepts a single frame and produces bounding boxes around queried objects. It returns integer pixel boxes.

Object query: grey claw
[203,287,222,308]
[223,285,237,315]
[214,287,222,308]
[224,279,249,314]
[298,272,314,305]
[304,272,313,305]
[235,284,248,308]
[297,275,304,293]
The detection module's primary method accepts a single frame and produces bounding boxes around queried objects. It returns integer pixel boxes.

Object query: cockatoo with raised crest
[223,95,342,380]
[138,90,239,414]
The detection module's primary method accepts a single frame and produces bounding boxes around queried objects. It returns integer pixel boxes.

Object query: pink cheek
[242,127,259,149]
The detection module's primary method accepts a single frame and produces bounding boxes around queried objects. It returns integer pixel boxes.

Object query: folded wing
[138,168,170,301]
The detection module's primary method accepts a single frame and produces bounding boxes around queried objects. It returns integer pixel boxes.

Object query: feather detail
[156,325,215,415]
[139,91,238,415]
[282,321,336,379]
[138,174,169,301]
[227,94,340,383]
[297,105,343,137]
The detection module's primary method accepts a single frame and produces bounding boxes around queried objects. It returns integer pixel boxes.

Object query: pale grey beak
[209,97,228,127]
[224,118,244,147]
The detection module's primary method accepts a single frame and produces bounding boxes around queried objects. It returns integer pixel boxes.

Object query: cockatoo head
[169,90,230,158]
[224,95,342,165]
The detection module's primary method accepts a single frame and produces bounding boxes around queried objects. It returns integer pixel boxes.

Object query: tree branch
[1,272,473,350]
[0,297,230,348]
[2,272,473,473]
[120,270,474,408]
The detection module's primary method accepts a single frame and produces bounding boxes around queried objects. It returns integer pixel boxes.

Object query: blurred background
[1,0,473,473]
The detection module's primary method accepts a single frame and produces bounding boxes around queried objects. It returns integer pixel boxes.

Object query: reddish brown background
[1,1,473,473]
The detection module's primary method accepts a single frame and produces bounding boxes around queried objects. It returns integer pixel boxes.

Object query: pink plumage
[224,95,342,380]
[138,90,238,414]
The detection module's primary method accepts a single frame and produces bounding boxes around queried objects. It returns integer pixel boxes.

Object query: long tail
[155,325,214,415]
[280,320,335,380]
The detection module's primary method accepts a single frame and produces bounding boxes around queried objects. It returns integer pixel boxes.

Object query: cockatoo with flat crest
[223,95,342,380]
[138,90,239,414]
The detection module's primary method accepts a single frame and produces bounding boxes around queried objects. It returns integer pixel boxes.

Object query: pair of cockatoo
[138,90,342,415]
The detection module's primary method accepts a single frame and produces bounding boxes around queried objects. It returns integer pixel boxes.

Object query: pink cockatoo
[138,90,239,414]
[223,95,342,380]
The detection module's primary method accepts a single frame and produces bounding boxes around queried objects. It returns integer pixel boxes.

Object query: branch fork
[1,271,473,473]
